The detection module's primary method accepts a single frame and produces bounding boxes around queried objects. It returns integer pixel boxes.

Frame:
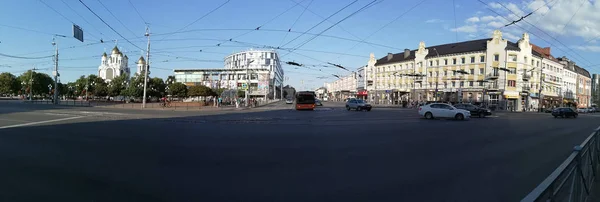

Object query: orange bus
[295,91,316,110]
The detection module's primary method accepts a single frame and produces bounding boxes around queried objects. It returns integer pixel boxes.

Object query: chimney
[387,53,393,61]
[404,49,410,58]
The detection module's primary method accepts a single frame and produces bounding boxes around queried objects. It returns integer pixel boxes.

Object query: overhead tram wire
[288,0,385,53]
[334,0,426,62]
[279,0,314,47]
[282,0,378,58]
[96,0,142,39]
[491,0,593,66]
[78,0,145,51]
[128,0,148,24]
[204,0,309,50]
[59,0,107,40]
[151,28,401,50]
[0,53,53,59]
[476,0,593,67]
[158,0,231,41]
[0,24,67,37]
[279,0,359,48]
[553,0,586,39]
[38,0,101,41]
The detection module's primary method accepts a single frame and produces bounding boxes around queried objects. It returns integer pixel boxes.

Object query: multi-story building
[98,46,132,82]
[575,66,592,108]
[592,74,599,105]
[173,49,285,100]
[532,45,564,110]
[366,30,539,110]
[325,72,359,101]
[558,57,578,107]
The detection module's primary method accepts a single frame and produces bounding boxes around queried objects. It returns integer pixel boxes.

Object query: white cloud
[489,2,502,9]
[487,21,505,28]
[475,11,483,15]
[574,45,600,52]
[451,25,478,33]
[425,19,443,23]
[503,32,520,41]
[480,15,504,22]
[466,17,480,23]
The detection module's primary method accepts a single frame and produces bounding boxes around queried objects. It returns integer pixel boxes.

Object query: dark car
[315,99,323,106]
[453,103,492,118]
[552,107,578,118]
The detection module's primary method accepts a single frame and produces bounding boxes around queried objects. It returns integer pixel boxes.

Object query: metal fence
[521,126,600,202]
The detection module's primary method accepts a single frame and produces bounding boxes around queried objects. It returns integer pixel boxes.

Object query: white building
[325,72,359,101]
[173,49,285,100]
[98,46,131,82]
[223,49,284,98]
[558,56,578,106]
[366,30,539,110]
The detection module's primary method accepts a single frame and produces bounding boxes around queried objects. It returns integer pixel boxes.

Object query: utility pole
[142,26,150,109]
[538,64,544,112]
[433,48,440,102]
[52,38,59,104]
[29,67,38,101]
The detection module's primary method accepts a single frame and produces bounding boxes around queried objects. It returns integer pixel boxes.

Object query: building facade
[366,30,541,110]
[592,73,599,106]
[325,72,359,102]
[172,49,285,100]
[575,66,592,108]
[558,56,578,107]
[98,46,131,82]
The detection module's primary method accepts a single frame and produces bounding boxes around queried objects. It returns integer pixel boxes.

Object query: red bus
[295,91,316,110]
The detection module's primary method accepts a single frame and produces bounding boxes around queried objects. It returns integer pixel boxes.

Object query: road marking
[0,116,83,130]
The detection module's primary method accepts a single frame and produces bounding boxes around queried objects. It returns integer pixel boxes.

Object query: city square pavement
[0,100,599,201]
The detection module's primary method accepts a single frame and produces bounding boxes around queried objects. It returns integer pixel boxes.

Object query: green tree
[214,88,226,97]
[149,77,165,97]
[237,90,245,98]
[168,82,188,97]
[0,72,20,95]
[188,85,214,97]
[108,74,129,96]
[17,70,53,96]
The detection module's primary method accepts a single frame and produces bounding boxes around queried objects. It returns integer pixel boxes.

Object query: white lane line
[0,116,84,130]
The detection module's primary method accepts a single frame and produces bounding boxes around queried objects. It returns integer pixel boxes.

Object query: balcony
[414,77,424,83]
[522,73,531,81]
[487,82,500,91]
[486,72,500,80]
[522,86,531,92]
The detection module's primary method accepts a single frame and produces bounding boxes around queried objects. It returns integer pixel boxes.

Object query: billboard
[73,24,84,42]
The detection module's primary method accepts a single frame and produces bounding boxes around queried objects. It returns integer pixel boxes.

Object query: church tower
[98,46,131,82]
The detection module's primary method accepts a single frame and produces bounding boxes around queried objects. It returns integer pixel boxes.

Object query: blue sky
[1,0,599,91]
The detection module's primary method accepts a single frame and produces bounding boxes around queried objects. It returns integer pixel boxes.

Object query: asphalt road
[1,101,599,202]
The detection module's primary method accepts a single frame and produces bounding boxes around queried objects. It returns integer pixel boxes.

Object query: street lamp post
[48,84,52,98]
[433,48,440,102]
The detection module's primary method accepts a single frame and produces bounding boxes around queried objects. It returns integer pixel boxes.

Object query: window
[461,58,466,64]
[494,54,499,61]
[452,81,456,87]
[478,81,484,86]
[471,57,475,63]
[480,55,485,62]
[509,54,517,62]
[469,81,474,87]
[453,58,457,64]
[444,59,448,65]
[429,61,433,66]
[508,80,516,87]
[470,69,475,74]
[460,81,464,87]
[479,68,484,74]
[436,60,439,66]
[524,57,528,64]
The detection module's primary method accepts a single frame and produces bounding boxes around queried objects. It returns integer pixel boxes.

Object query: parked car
[577,108,589,113]
[418,103,471,120]
[285,99,294,104]
[345,99,372,111]
[552,107,578,118]
[453,103,492,118]
[315,99,323,106]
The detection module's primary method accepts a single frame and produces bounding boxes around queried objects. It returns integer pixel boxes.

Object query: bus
[295,91,316,110]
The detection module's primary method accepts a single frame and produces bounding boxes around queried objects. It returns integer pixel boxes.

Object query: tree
[188,85,214,97]
[149,77,165,97]
[168,82,187,97]
[214,88,226,97]
[108,74,129,96]
[237,90,245,98]
[17,70,53,96]
[0,72,20,95]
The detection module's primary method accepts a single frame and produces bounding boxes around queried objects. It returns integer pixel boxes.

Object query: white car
[418,103,471,120]
[285,99,294,104]
[577,108,589,113]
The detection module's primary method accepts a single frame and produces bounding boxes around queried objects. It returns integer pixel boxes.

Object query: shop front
[357,90,368,100]
[504,92,520,112]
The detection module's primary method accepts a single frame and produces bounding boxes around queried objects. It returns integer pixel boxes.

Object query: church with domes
[98,46,131,82]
